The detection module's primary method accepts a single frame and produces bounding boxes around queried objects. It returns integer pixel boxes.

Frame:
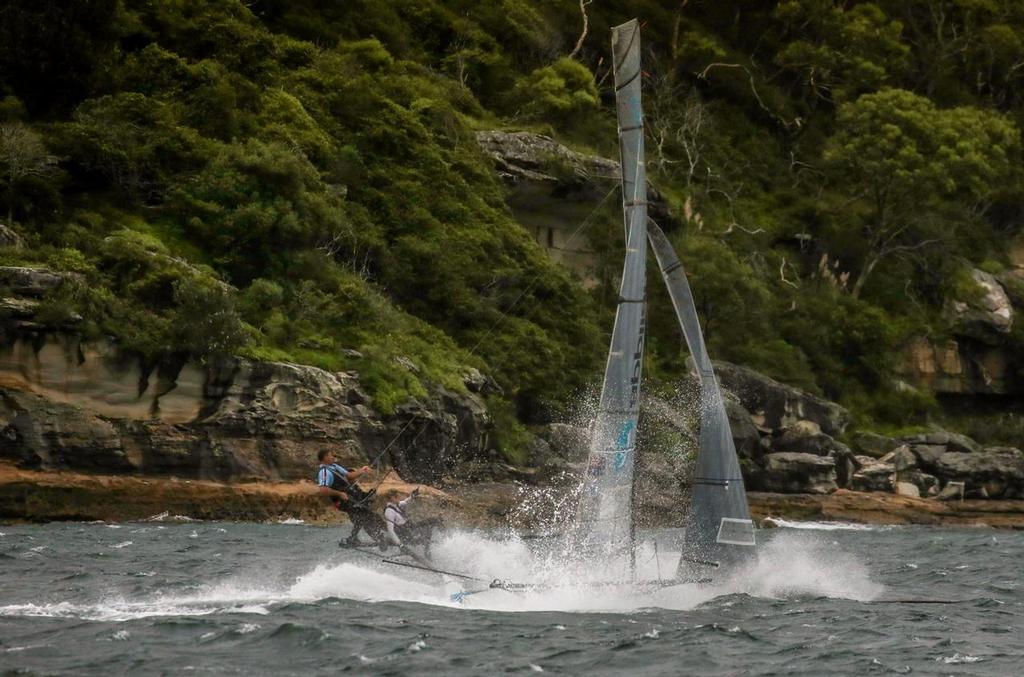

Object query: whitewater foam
[763,517,891,531]
[0,527,882,620]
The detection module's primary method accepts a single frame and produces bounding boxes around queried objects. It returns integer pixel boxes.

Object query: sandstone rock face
[0,332,491,484]
[897,268,1018,395]
[713,361,849,436]
[897,336,1014,394]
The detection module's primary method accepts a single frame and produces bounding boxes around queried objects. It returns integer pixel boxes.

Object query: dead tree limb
[568,0,594,61]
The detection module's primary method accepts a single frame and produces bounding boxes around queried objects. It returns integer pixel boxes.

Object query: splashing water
[0,526,883,622]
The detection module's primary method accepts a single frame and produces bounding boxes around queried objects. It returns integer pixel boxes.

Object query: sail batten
[574,19,648,565]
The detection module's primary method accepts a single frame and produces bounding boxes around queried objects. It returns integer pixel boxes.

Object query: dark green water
[0,519,1019,675]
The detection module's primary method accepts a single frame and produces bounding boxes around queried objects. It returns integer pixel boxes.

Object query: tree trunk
[851,253,881,299]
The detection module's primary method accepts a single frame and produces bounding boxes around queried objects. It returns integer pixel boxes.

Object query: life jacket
[323,465,372,507]
[384,501,406,524]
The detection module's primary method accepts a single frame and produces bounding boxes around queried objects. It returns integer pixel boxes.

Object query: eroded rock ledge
[0,330,493,484]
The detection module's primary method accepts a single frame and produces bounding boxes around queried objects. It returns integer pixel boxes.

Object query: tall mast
[574,19,648,575]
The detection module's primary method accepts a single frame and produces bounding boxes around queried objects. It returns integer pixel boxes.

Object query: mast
[574,19,648,571]
[647,222,757,573]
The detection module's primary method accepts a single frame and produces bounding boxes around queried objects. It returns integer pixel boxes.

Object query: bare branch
[779,257,799,288]
[698,62,798,129]
[568,0,594,61]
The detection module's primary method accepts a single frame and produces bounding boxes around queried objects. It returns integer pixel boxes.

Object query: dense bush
[1,0,1023,454]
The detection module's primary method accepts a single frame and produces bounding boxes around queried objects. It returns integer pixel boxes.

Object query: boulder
[771,420,850,457]
[750,452,837,494]
[850,456,895,492]
[830,443,856,488]
[933,449,1024,499]
[903,431,980,454]
[880,445,918,474]
[724,394,762,462]
[894,481,920,498]
[713,361,849,436]
[0,266,70,297]
[635,449,691,526]
[950,268,1013,343]
[911,444,947,471]
[463,367,501,395]
[936,481,966,501]
[906,470,940,497]
[851,431,900,458]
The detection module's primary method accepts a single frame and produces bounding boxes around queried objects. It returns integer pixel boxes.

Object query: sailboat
[372,19,756,597]
[573,18,757,584]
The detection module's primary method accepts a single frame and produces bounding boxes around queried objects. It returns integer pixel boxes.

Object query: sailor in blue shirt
[316,449,385,547]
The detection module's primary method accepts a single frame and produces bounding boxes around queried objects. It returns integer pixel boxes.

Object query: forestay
[574,19,648,562]
[647,222,757,572]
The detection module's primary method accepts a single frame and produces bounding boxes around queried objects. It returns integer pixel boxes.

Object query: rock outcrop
[898,336,1014,394]
[751,452,837,494]
[0,331,492,484]
[476,130,679,283]
[713,361,850,436]
[898,268,1020,395]
[950,268,1013,343]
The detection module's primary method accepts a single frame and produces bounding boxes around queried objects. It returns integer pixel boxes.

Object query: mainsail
[647,222,757,572]
[574,19,648,561]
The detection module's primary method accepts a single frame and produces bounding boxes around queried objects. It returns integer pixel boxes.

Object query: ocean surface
[0,517,1020,675]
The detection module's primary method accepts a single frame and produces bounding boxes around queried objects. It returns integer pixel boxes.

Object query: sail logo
[615,420,635,450]
[611,420,634,471]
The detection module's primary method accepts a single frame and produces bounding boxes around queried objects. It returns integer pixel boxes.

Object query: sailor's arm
[398,487,420,508]
[319,485,349,502]
[345,465,373,481]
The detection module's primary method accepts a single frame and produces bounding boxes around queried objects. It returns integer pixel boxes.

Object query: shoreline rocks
[3,463,1023,530]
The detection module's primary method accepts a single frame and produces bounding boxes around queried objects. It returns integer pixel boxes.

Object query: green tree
[59,93,205,201]
[509,57,599,124]
[824,88,1019,298]
[774,1,909,104]
[0,122,57,223]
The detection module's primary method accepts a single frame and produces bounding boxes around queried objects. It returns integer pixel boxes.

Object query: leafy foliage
[2,0,1024,445]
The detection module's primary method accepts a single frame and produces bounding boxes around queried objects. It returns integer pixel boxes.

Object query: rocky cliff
[0,274,493,485]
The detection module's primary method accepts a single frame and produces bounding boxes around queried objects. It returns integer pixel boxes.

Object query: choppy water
[0,517,1020,675]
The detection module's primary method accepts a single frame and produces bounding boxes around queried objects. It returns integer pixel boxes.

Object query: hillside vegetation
[1,0,1023,457]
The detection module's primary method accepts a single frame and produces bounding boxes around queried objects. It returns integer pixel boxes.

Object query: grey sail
[574,19,648,563]
[647,222,756,572]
